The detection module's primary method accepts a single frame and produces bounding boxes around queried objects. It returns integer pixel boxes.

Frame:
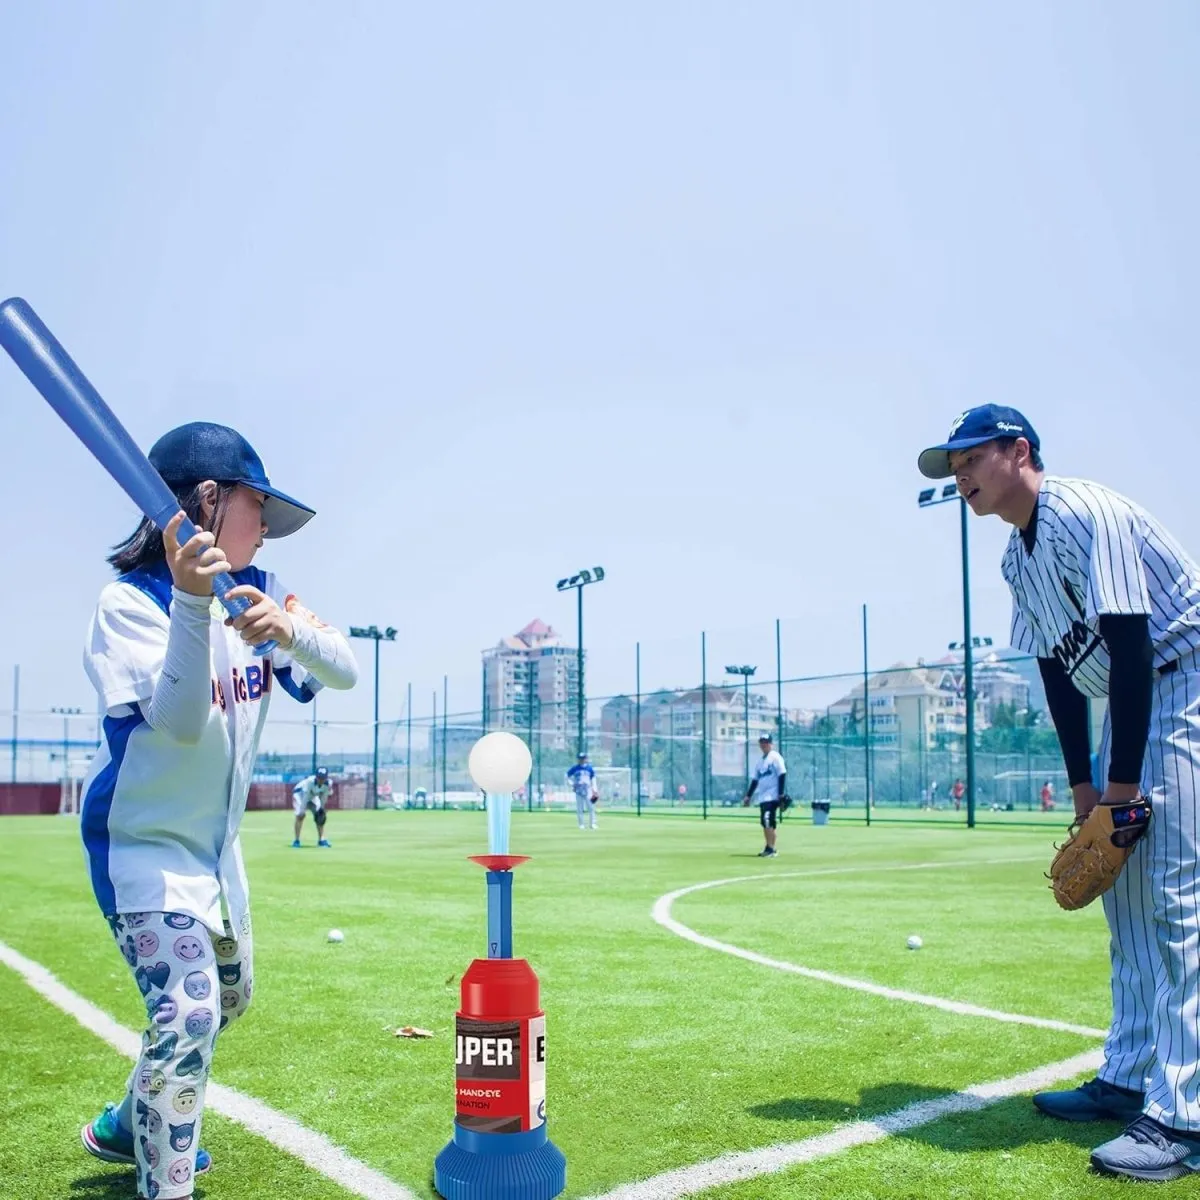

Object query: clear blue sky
[2,1,1197,738]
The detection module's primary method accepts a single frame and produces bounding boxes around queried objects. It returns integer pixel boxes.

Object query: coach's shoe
[1033,1076,1144,1123]
[291,839,302,848]
[1090,1115,1200,1181]
[318,838,332,848]
[81,1103,212,1174]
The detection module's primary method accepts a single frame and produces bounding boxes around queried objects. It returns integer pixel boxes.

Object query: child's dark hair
[996,436,1044,471]
[107,481,238,575]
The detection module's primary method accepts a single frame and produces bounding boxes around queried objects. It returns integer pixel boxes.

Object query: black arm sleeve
[746,779,758,797]
[1037,656,1093,787]
[1098,613,1154,786]
[777,773,787,798]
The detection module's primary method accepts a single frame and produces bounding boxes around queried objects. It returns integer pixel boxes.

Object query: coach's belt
[1158,651,1200,676]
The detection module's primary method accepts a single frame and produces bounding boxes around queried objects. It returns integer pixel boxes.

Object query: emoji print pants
[106,911,254,1199]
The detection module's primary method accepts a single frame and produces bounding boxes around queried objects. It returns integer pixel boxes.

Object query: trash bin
[811,800,831,826]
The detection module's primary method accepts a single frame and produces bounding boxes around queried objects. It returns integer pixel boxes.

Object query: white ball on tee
[468,732,533,793]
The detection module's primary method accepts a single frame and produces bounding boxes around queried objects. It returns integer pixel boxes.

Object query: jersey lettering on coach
[1051,577,1102,678]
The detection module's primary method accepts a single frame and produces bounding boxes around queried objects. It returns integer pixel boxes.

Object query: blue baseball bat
[0,297,276,655]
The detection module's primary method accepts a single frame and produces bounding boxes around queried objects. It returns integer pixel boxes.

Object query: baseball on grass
[906,935,923,950]
[327,929,345,943]
[468,731,533,793]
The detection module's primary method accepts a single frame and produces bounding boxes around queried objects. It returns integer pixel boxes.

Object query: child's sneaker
[82,1103,212,1173]
[291,839,302,848]
[318,838,332,848]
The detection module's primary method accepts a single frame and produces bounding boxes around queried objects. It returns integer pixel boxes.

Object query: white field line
[0,939,418,1200]
[653,859,1108,1038]
[584,1046,1106,1199]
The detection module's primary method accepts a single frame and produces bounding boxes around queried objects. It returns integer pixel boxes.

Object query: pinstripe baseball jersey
[1002,477,1200,696]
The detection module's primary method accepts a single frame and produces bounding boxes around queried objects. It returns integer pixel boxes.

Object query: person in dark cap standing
[78,421,359,1199]
[918,403,1200,1182]
[743,733,787,857]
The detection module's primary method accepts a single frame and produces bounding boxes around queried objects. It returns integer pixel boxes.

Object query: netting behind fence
[1,626,1083,826]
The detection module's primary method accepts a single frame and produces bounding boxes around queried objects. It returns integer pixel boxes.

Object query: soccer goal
[593,767,632,810]
[58,775,80,816]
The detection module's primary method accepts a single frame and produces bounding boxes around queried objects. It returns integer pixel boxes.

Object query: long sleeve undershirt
[285,616,359,690]
[1037,613,1153,789]
[145,589,359,745]
[146,589,213,744]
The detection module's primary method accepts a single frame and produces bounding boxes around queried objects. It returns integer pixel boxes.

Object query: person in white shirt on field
[76,422,358,1200]
[743,733,788,857]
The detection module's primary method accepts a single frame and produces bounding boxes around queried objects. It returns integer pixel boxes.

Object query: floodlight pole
[916,485,977,828]
[555,568,606,755]
[51,705,82,784]
[725,665,757,785]
[349,624,397,810]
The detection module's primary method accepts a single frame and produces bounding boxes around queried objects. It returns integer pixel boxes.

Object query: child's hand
[164,511,232,597]
[223,585,294,650]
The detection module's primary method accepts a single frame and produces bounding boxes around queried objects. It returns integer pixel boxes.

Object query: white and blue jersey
[79,560,327,937]
[567,762,595,798]
[292,775,331,815]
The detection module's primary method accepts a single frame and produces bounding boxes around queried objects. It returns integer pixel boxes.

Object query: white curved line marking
[653,859,1108,1039]
[585,1046,1105,1200]
[0,939,418,1200]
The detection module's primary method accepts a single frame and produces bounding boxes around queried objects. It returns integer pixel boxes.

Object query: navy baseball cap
[316,766,329,780]
[758,733,773,743]
[917,405,1040,480]
[149,421,315,538]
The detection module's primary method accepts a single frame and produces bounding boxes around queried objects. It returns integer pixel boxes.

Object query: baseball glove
[778,794,792,813]
[1049,798,1151,911]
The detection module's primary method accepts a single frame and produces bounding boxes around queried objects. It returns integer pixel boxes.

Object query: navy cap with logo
[148,421,315,539]
[917,405,1039,480]
[315,766,329,780]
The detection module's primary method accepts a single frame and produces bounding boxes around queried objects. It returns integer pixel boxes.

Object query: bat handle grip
[213,575,277,658]
[172,514,277,658]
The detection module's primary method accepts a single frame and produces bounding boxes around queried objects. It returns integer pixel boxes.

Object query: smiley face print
[184,1008,214,1038]
[183,972,211,1001]
[139,1136,160,1170]
[167,1159,192,1186]
[169,1121,195,1152]
[173,935,206,962]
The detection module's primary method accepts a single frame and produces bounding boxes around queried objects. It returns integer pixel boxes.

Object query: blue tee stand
[433,855,566,1200]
